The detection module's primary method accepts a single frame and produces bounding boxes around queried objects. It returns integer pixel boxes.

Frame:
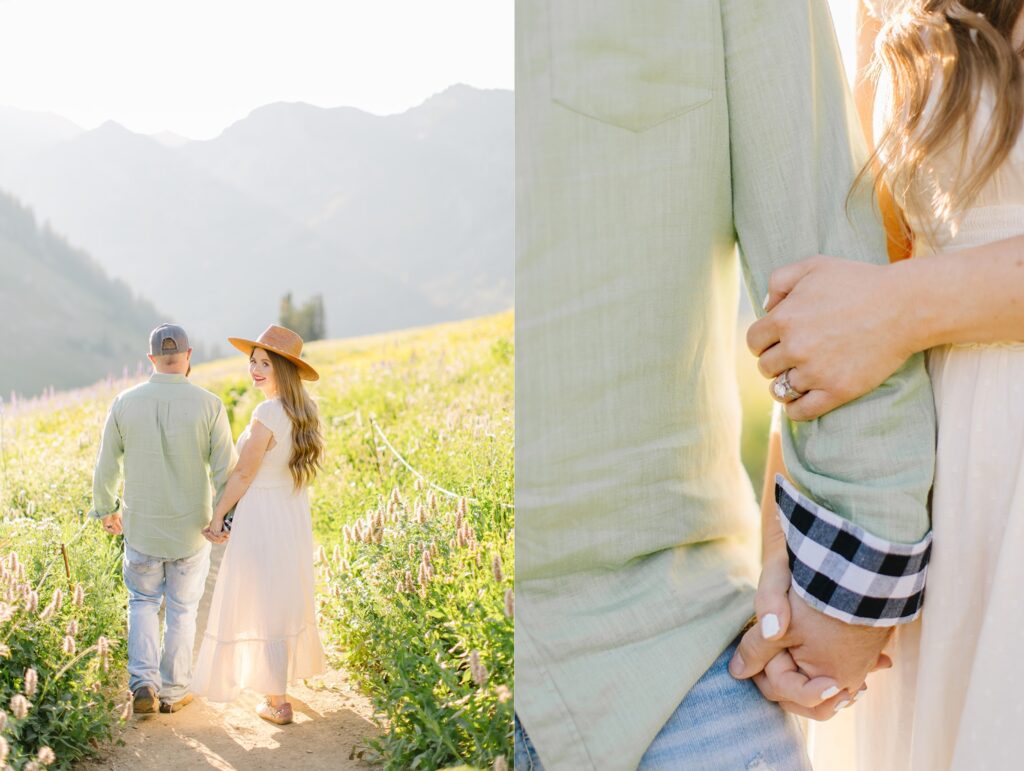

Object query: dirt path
[78,543,380,770]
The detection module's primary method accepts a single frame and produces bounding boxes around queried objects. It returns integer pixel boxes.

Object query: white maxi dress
[811,57,1024,771]
[193,398,325,701]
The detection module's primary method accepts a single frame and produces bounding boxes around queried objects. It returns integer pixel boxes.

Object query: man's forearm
[89,406,124,519]
[91,457,123,518]
[724,0,935,625]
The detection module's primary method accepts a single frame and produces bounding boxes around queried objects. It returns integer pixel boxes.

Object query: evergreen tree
[279,292,326,342]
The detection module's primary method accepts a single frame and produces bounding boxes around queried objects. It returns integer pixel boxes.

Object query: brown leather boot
[132,685,158,714]
[159,693,194,713]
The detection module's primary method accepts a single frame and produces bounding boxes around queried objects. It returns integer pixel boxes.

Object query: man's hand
[202,523,229,545]
[101,513,123,535]
[731,585,892,720]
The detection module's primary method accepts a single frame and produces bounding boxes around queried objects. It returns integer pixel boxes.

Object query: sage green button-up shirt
[90,373,236,559]
[516,1,937,769]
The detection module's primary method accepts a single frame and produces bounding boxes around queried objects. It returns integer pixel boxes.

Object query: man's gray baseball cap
[149,323,190,356]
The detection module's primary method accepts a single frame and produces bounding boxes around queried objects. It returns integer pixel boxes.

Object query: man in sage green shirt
[89,323,236,714]
[516,1,936,768]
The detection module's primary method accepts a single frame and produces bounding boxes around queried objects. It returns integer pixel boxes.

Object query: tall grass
[0,396,132,769]
[1,312,513,770]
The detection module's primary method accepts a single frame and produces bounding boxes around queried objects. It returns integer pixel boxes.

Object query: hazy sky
[0,0,512,139]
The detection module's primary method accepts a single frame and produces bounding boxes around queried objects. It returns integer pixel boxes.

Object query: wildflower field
[0,310,513,770]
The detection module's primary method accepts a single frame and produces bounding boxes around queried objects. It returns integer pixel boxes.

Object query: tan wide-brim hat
[227,324,320,381]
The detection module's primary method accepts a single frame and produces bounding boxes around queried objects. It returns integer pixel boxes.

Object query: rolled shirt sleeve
[89,398,125,519]
[208,404,237,510]
[723,0,936,625]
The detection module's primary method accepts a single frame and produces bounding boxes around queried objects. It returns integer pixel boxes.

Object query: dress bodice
[237,398,295,488]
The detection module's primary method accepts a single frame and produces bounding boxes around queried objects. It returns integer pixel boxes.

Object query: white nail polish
[820,686,840,700]
[834,700,851,712]
[762,293,771,310]
[761,614,780,639]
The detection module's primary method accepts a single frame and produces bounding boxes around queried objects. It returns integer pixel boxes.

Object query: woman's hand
[738,509,858,719]
[739,529,891,719]
[202,518,229,544]
[747,256,916,421]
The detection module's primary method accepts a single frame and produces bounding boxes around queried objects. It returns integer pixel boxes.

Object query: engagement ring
[772,369,805,402]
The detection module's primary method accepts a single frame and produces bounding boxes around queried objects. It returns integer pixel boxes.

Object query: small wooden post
[60,543,72,586]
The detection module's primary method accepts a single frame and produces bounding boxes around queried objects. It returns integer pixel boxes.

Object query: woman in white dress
[744,1,1024,768]
[192,324,326,725]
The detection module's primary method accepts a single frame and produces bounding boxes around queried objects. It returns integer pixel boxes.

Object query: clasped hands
[103,509,228,544]
[730,550,893,719]
[202,517,230,544]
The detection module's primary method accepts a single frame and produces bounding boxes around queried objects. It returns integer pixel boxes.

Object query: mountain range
[0,190,162,397]
[0,84,512,394]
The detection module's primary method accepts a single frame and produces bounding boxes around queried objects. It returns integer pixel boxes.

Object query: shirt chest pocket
[547,0,717,132]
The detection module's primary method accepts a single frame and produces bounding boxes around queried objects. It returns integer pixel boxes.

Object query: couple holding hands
[90,322,325,726]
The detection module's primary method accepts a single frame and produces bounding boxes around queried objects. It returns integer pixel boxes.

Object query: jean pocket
[124,546,162,574]
[548,0,716,132]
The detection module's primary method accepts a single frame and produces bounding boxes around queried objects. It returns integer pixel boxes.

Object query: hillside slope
[0,189,162,396]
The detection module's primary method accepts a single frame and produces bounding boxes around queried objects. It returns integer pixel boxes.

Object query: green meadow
[0,311,513,770]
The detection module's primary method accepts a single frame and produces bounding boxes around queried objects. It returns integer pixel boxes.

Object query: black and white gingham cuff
[775,475,932,627]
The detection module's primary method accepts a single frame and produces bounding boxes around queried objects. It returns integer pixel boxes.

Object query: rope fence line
[369,417,514,510]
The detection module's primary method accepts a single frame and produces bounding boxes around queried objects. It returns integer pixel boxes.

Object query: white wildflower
[470,650,488,687]
[11,693,29,719]
[492,553,504,583]
[24,667,37,697]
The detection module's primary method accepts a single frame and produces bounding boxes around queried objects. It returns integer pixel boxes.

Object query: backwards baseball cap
[149,323,190,356]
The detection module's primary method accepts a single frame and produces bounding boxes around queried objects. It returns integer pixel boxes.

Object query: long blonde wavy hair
[863,0,1024,247]
[265,349,325,490]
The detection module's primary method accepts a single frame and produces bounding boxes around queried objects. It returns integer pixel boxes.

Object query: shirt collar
[149,373,189,384]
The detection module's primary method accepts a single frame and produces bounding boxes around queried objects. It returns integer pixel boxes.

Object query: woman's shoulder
[252,398,289,431]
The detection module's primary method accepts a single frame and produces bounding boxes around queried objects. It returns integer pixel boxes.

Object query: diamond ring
[771,369,805,402]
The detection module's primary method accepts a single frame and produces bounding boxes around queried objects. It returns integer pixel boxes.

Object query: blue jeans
[515,641,811,770]
[123,542,210,702]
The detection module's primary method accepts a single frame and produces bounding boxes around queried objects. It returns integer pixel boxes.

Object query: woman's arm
[755,411,792,637]
[748,233,1024,421]
[206,420,273,535]
[759,416,788,562]
[897,238,1024,349]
